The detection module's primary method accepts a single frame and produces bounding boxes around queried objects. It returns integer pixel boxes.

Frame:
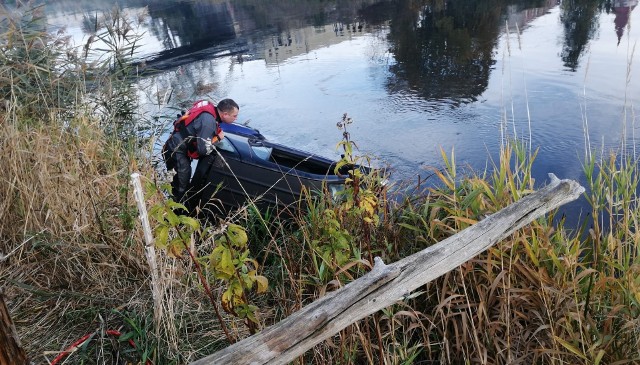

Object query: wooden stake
[130,173,163,329]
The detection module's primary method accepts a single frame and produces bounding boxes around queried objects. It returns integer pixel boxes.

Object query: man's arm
[195,113,218,156]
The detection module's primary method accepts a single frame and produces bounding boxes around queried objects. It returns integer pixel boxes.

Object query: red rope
[50,329,153,365]
[50,333,93,365]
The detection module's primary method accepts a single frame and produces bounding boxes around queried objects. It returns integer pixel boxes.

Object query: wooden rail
[190,174,584,365]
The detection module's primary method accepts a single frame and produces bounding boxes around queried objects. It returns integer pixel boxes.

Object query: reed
[240,133,639,364]
[0,4,204,363]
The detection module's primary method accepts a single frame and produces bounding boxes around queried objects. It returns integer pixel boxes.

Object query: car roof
[219,124,345,181]
[221,123,332,162]
[220,123,265,140]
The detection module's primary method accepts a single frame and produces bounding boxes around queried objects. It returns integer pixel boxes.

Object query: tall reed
[1,4,164,363]
[244,134,639,364]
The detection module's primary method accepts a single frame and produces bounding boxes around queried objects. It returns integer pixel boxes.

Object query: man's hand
[205,132,225,155]
[205,139,215,155]
[211,131,225,144]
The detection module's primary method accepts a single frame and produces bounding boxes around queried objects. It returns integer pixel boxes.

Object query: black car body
[184,123,354,215]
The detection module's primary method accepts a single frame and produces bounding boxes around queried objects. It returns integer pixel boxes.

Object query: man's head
[217,98,239,124]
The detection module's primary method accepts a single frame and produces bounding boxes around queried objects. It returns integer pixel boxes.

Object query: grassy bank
[1,4,639,365]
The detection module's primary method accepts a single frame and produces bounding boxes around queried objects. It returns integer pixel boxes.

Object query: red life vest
[173,100,222,159]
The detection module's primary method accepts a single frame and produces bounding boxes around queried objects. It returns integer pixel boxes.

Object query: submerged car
[183,123,370,215]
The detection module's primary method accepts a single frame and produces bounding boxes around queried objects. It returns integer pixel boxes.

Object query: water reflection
[34,1,640,175]
[146,2,236,49]
[40,0,635,92]
[381,0,566,104]
[559,0,638,68]
[612,0,637,44]
[560,0,603,70]
[123,0,386,72]
[386,0,503,103]
[138,2,239,72]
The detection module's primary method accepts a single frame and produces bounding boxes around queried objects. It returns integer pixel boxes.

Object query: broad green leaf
[209,245,225,267]
[167,200,187,212]
[217,248,235,279]
[154,225,169,249]
[180,216,200,230]
[166,209,180,226]
[227,224,248,248]
[148,205,161,218]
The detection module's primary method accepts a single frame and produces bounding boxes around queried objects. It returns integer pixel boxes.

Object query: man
[163,98,239,203]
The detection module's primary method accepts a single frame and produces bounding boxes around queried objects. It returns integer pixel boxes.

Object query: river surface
[35,0,640,223]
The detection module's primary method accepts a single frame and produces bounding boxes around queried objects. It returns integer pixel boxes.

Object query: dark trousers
[163,144,192,202]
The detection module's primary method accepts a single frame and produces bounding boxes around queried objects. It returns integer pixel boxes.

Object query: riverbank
[1,5,639,364]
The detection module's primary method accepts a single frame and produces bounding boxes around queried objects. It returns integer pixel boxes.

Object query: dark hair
[217,98,239,113]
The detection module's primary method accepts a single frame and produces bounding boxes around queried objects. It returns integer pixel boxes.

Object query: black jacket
[166,111,218,157]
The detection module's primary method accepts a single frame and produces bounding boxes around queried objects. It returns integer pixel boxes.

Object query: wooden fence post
[130,173,163,329]
[190,174,585,365]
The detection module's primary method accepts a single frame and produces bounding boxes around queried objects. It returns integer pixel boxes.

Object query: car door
[186,134,305,214]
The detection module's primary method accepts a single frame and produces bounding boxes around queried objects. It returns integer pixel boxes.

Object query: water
[35,0,640,224]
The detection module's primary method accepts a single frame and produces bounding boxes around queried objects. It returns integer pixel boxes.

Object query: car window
[216,137,237,154]
[251,145,273,160]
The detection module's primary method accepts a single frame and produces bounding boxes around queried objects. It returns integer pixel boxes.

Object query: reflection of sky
[485,7,638,155]
[45,6,167,61]
[475,4,640,231]
[226,3,638,183]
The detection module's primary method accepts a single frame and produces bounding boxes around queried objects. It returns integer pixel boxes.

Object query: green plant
[205,223,268,330]
[149,187,268,338]
[333,113,387,265]
[78,5,147,141]
[310,208,353,282]
[334,113,382,225]
[0,2,81,119]
[112,309,159,365]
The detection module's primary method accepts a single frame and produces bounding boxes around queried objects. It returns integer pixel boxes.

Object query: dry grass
[2,82,639,365]
[0,112,143,360]
[0,4,238,363]
[0,111,239,363]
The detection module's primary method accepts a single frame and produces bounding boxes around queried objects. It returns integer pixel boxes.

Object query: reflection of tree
[559,0,602,71]
[132,2,240,72]
[385,0,505,103]
[48,0,611,93]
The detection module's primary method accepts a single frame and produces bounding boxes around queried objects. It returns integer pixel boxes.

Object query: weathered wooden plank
[191,174,584,365]
[0,289,29,365]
